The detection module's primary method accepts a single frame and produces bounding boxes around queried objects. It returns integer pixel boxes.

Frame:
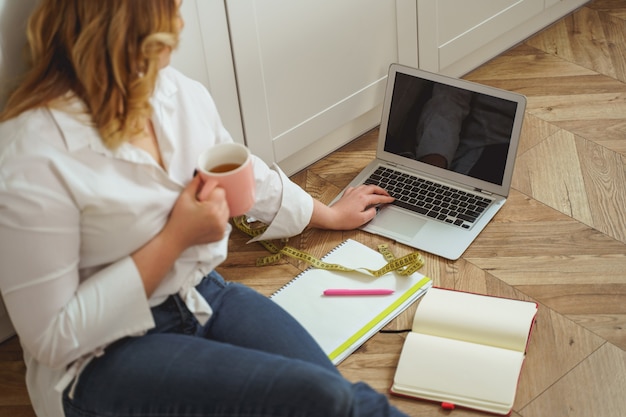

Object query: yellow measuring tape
[232,216,424,277]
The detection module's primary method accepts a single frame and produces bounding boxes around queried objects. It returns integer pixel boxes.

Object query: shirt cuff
[249,164,313,242]
[86,256,155,340]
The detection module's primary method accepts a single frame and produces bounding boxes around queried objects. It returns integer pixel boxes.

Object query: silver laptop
[333,64,526,260]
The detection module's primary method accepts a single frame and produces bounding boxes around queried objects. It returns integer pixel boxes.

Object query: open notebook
[270,239,432,364]
[332,64,526,260]
[390,287,538,415]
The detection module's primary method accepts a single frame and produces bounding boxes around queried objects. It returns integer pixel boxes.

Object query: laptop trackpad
[367,207,426,238]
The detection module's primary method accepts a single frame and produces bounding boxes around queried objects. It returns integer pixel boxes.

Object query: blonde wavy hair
[0,0,180,149]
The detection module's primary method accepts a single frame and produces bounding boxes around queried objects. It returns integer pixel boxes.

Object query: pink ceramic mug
[196,142,255,217]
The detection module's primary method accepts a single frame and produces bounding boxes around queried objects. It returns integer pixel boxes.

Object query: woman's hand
[309,184,394,231]
[132,175,230,296]
[165,174,230,250]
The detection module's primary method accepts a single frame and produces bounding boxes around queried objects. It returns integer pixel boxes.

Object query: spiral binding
[270,240,350,297]
[233,216,424,277]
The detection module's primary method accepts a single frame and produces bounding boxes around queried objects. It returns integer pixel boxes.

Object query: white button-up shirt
[0,66,314,417]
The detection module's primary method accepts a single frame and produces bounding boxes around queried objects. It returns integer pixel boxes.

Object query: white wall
[0,0,38,343]
[0,0,38,110]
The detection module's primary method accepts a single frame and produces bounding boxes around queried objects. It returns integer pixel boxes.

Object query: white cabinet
[174,0,589,174]
[174,1,412,174]
[417,0,589,77]
[171,0,244,145]
[224,0,415,174]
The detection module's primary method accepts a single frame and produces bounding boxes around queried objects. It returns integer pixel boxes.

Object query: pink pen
[323,289,395,296]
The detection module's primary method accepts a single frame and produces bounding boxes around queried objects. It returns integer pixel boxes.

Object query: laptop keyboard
[364,166,492,229]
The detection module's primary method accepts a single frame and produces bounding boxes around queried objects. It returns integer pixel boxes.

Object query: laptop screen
[384,72,518,187]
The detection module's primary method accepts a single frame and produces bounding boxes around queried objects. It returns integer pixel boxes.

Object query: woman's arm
[0,173,152,368]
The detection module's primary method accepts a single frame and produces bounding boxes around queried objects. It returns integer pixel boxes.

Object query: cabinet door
[171,0,244,144]
[417,0,543,76]
[226,0,411,172]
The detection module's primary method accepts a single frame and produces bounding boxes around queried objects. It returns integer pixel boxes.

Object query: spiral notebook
[270,239,432,364]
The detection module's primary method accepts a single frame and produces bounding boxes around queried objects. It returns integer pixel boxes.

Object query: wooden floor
[2,1,625,416]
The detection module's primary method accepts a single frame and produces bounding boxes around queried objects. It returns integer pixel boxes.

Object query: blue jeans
[63,271,408,417]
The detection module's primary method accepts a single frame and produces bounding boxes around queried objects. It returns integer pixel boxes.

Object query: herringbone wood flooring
[1,1,625,416]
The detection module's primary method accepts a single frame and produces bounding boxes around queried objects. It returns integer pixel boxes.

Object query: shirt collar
[151,66,178,112]
[48,96,104,153]
[50,69,179,156]
[149,67,179,170]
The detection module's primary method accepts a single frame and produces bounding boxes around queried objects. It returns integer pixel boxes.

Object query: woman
[0,1,403,416]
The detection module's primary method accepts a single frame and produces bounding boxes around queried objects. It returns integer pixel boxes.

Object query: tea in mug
[209,163,241,173]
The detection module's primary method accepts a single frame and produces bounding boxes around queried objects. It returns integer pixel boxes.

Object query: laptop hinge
[475,188,494,196]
